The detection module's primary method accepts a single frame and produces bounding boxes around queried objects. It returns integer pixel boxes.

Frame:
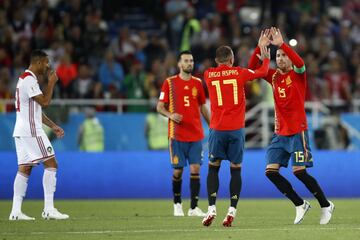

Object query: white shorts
[14,135,55,165]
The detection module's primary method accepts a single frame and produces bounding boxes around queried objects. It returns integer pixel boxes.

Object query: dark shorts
[266,131,313,168]
[208,128,245,164]
[169,139,203,168]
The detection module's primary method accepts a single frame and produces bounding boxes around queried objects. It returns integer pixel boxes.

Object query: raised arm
[248,29,271,70]
[32,70,58,108]
[271,27,305,70]
[242,45,270,80]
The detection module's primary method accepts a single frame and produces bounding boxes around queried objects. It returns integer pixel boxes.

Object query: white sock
[43,168,57,211]
[11,173,29,214]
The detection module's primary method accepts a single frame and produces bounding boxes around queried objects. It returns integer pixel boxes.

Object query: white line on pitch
[1,227,360,235]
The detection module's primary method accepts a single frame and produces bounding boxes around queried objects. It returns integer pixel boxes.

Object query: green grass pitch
[0,199,359,240]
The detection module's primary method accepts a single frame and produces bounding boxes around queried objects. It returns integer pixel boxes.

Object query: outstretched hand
[258,29,271,47]
[270,27,284,47]
[257,45,271,61]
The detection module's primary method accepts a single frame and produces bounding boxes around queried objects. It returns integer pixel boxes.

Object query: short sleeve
[24,76,43,98]
[159,79,169,103]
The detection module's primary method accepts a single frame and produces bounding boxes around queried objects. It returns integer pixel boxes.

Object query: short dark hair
[30,49,48,63]
[215,46,233,63]
[177,50,192,61]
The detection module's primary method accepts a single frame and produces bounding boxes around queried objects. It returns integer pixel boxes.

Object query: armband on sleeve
[294,65,306,74]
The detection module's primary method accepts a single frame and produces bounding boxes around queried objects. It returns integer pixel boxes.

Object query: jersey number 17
[211,79,238,106]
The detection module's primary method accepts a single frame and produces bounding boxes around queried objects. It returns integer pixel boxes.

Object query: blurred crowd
[0,0,359,113]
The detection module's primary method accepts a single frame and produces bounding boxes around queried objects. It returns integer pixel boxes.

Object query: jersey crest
[192,87,198,98]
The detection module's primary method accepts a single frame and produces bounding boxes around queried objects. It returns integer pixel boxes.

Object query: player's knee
[265,168,279,179]
[190,173,200,179]
[172,175,182,182]
[43,157,58,169]
[293,168,306,179]
[208,164,220,173]
[18,165,32,176]
[230,166,241,176]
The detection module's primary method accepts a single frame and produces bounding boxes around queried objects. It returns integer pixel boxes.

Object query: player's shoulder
[191,76,202,83]
[165,75,178,83]
[19,71,35,80]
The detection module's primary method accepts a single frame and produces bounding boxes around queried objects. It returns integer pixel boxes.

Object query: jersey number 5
[184,96,190,107]
[211,79,238,106]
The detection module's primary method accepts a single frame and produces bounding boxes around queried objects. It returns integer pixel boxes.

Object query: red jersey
[204,59,270,130]
[159,74,206,142]
[249,43,308,136]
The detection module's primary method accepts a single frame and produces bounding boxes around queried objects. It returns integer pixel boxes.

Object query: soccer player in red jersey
[157,51,210,217]
[248,27,334,225]
[202,44,270,227]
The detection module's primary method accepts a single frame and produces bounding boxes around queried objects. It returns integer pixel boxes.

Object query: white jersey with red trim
[13,70,45,137]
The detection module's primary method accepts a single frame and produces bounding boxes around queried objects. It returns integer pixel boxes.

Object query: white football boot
[202,205,217,226]
[173,203,185,216]
[187,207,206,217]
[294,200,311,224]
[223,206,237,227]
[9,212,35,221]
[320,201,335,224]
[42,208,69,220]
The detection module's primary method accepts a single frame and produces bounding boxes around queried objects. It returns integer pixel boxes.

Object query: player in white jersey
[9,50,69,221]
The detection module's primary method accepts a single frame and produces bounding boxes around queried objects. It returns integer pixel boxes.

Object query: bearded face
[178,54,194,74]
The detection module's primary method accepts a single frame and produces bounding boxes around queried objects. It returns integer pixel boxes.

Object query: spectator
[78,108,104,152]
[73,63,95,98]
[56,53,78,98]
[123,60,148,112]
[98,50,124,94]
[145,104,168,150]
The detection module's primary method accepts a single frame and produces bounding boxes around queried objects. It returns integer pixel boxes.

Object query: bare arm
[156,101,183,124]
[200,104,210,126]
[42,113,64,138]
[42,113,56,128]
[33,70,58,107]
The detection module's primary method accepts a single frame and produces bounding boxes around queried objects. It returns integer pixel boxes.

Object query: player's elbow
[39,100,50,108]
[156,104,161,113]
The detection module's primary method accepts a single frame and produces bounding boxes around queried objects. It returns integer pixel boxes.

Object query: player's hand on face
[48,70,59,84]
[52,125,65,138]
[270,27,284,47]
[258,29,271,47]
[170,113,183,123]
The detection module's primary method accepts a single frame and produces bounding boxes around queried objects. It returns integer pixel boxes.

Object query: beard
[183,67,193,74]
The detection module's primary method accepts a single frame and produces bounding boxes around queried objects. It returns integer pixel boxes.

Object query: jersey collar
[25,69,37,79]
